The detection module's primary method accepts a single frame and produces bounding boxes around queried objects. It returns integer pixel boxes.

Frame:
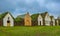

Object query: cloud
[45,2,60,18]
[0,0,60,18]
[36,0,46,7]
[46,2,60,12]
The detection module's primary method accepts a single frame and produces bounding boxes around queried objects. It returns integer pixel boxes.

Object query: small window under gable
[8,17,9,20]
[7,17,10,20]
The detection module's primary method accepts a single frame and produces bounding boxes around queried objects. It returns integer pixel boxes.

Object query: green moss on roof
[0,12,14,20]
[50,16,54,20]
[50,16,54,18]
[17,14,25,19]
[40,12,48,18]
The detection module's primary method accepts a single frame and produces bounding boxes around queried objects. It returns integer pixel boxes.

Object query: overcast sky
[0,0,60,18]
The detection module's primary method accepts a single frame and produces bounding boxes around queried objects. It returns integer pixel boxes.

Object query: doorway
[50,21,53,26]
[7,20,10,26]
[40,21,41,26]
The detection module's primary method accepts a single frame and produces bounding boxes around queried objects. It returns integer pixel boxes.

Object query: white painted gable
[45,14,51,26]
[3,13,14,26]
[38,15,43,26]
[51,18,55,26]
[56,19,59,26]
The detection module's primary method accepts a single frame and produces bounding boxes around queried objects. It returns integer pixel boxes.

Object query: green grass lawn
[0,26,60,36]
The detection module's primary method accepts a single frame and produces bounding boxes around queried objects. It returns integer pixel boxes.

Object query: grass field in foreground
[0,26,60,36]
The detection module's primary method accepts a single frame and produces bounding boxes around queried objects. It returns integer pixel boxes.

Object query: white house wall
[52,18,55,26]
[3,13,14,26]
[38,15,43,26]
[45,14,51,26]
[56,20,59,26]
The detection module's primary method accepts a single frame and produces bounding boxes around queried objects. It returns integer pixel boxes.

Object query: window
[8,17,9,20]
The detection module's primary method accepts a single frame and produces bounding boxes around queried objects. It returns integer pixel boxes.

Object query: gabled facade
[38,14,43,26]
[0,12,58,26]
[37,12,51,26]
[24,12,32,26]
[45,12,51,26]
[3,12,14,26]
[50,16,55,26]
